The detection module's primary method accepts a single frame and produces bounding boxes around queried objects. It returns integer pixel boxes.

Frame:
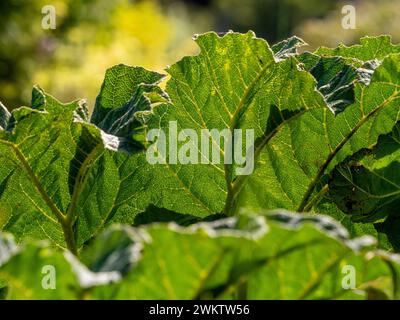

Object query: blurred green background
[1,0,399,110]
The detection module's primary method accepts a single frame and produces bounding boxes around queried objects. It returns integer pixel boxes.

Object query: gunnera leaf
[232,53,400,216]
[2,211,400,300]
[329,123,400,223]
[1,32,399,255]
[315,35,400,61]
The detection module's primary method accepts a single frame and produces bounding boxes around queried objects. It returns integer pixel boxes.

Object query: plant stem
[61,221,78,256]
[224,187,235,216]
[224,173,244,216]
[302,184,329,212]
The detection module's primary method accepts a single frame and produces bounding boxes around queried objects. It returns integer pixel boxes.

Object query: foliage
[2,211,400,300]
[0,32,400,299]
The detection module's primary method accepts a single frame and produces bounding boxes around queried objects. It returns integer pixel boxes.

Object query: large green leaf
[0,231,130,299]
[233,54,400,215]
[1,32,400,257]
[312,122,400,251]
[1,211,400,300]
[329,124,400,223]
[0,84,161,253]
[0,88,103,252]
[139,32,327,216]
[87,31,326,221]
[135,33,400,221]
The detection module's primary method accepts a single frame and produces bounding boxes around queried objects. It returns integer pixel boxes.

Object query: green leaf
[141,32,330,217]
[86,31,324,222]
[136,33,400,221]
[2,32,400,300]
[272,36,307,59]
[92,64,165,129]
[0,78,191,252]
[329,124,400,222]
[86,211,400,299]
[315,35,400,61]
[2,33,400,254]
[314,199,379,241]
[3,211,400,300]
[299,53,374,114]
[92,65,167,150]
[1,32,400,260]
[0,243,80,299]
[0,231,130,299]
[233,54,400,215]
[0,86,134,252]
[78,226,139,276]
[375,215,400,251]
